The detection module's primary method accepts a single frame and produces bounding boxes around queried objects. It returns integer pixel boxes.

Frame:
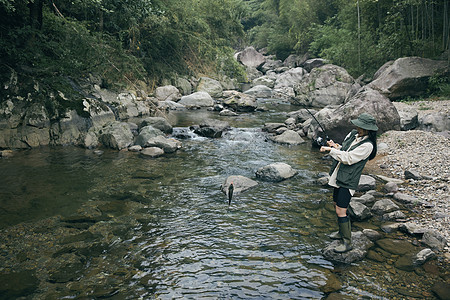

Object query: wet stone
[61,231,98,244]
[367,250,386,262]
[48,261,85,283]
[322,231,373,264]
[431,281,450,300]
[320,272,342,293]
[375,238,417,255]
[0,271,39,298]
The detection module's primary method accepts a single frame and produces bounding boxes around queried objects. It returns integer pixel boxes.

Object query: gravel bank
[367,100,450,255]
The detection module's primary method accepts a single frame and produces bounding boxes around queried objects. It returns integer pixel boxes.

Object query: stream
[0,101,445,299]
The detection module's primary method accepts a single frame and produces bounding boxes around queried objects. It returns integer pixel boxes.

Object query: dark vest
[329,130,372,190]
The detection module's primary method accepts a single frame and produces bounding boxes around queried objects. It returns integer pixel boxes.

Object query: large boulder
[283,54,309,68]
[135,125,164,147]
[244,85,273,98]
[222,91,258,112]
[154,85,181,102]
[235,46,265,68]
[305,86,401,143]
[255,162,298,182]
[274,67,307,89]
[419,112,450,132]
[393,102,419,130]
[178,92,215,108]
[174,78,192,95]
[269,130,305,145]
[368,57,449,100]
[252,75,276,88]
[139,117,173,134]
[98,90,150,119]
[192,119,230,138]
[293,64,354,108]
[99,121,134,150]
[144,136,181,153]
[302,58,326,72]
[196,77,223,98]
[221,175,259,197]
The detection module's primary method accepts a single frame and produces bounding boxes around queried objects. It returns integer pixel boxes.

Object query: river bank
[366,99,450,257]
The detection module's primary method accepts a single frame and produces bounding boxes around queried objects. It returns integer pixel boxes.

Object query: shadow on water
[0,102,445,299]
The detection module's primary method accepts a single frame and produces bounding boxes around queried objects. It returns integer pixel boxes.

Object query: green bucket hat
[351,113,378,131]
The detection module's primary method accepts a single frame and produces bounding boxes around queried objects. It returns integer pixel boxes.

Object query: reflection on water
[0,103,442,299]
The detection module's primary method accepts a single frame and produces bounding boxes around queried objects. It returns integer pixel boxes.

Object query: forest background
[0,0,449,96]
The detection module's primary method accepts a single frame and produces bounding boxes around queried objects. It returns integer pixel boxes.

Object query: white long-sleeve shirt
[328,133,373,195]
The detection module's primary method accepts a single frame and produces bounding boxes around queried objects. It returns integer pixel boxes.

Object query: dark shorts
[333,187,351,209]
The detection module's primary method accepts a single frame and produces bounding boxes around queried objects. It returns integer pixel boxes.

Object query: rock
[369,57,449,100]
[399,222,427,236]
[357,175,376,192]
[144,136,181,153]
[222,91,258,112]
[158,100,186,110]
[393,192,421,205]
[261,59,283,73]
[294,64,354,108]
[382,210,406,221]
[269,130,305,145]
[244,85,273,98]
[381,223,401,233]
[175,77,192,95]
[375,238,417,255]
[154,85,181,102]
[413,248,435,266]
[393,102,419,130]
[302,58,326,72]
[134,125,164,147]
[373,60,394,80]
[319,271,342,293]
[371,199,399,214]
[193,119,230,138]
[221,175,258,197]
[140,147,164,158]
[283,54,308,68]
[48,261,85,283]
[422,230,447,251]
[348,201,372,221]
[219,109,238,116]
[99,121,134,150]
[419,112,450,132]
[383,182,399,193]
[322,231,374,264]
[245,66,263,81]
[367,249,386,262]
[179,92,215,108]
[128,145,142,152]
[0,150,14,158]
[316,175,330,186]
[431,282,450,300]
[376,175,404,184]
[140,117,173,134]
[255,162,298,182]
[274,67,307,89]
[235,46,265,68]
[394,253,416,271]
[306,86,400,143]
[351,193,376,205]
[288,108,318,123]
[404,169,422,180]
[262,123,286,133]
[196,77,223,98]
[362,229,383,241]
[252,75,275,88]
[0,271,39,298]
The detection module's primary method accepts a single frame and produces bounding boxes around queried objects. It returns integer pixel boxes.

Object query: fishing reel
[312,135,329,148]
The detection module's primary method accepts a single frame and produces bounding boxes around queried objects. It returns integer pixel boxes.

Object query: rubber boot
[334,216,352,253]
[329,231,341,239]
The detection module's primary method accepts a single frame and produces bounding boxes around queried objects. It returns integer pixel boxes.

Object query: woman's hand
[327,140,340,148]
[320,146,332,152]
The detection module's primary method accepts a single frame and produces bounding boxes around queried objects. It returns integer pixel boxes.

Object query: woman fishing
[320,113,378,253]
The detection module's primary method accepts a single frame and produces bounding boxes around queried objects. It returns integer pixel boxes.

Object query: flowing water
[0,101,445,299]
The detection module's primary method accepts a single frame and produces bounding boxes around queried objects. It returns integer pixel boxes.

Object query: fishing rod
[274,90,330,147]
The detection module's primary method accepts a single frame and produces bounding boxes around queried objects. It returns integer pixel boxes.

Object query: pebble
[377,123,450,254]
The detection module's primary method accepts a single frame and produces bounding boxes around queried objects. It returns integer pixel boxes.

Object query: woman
[320,113,378,253]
